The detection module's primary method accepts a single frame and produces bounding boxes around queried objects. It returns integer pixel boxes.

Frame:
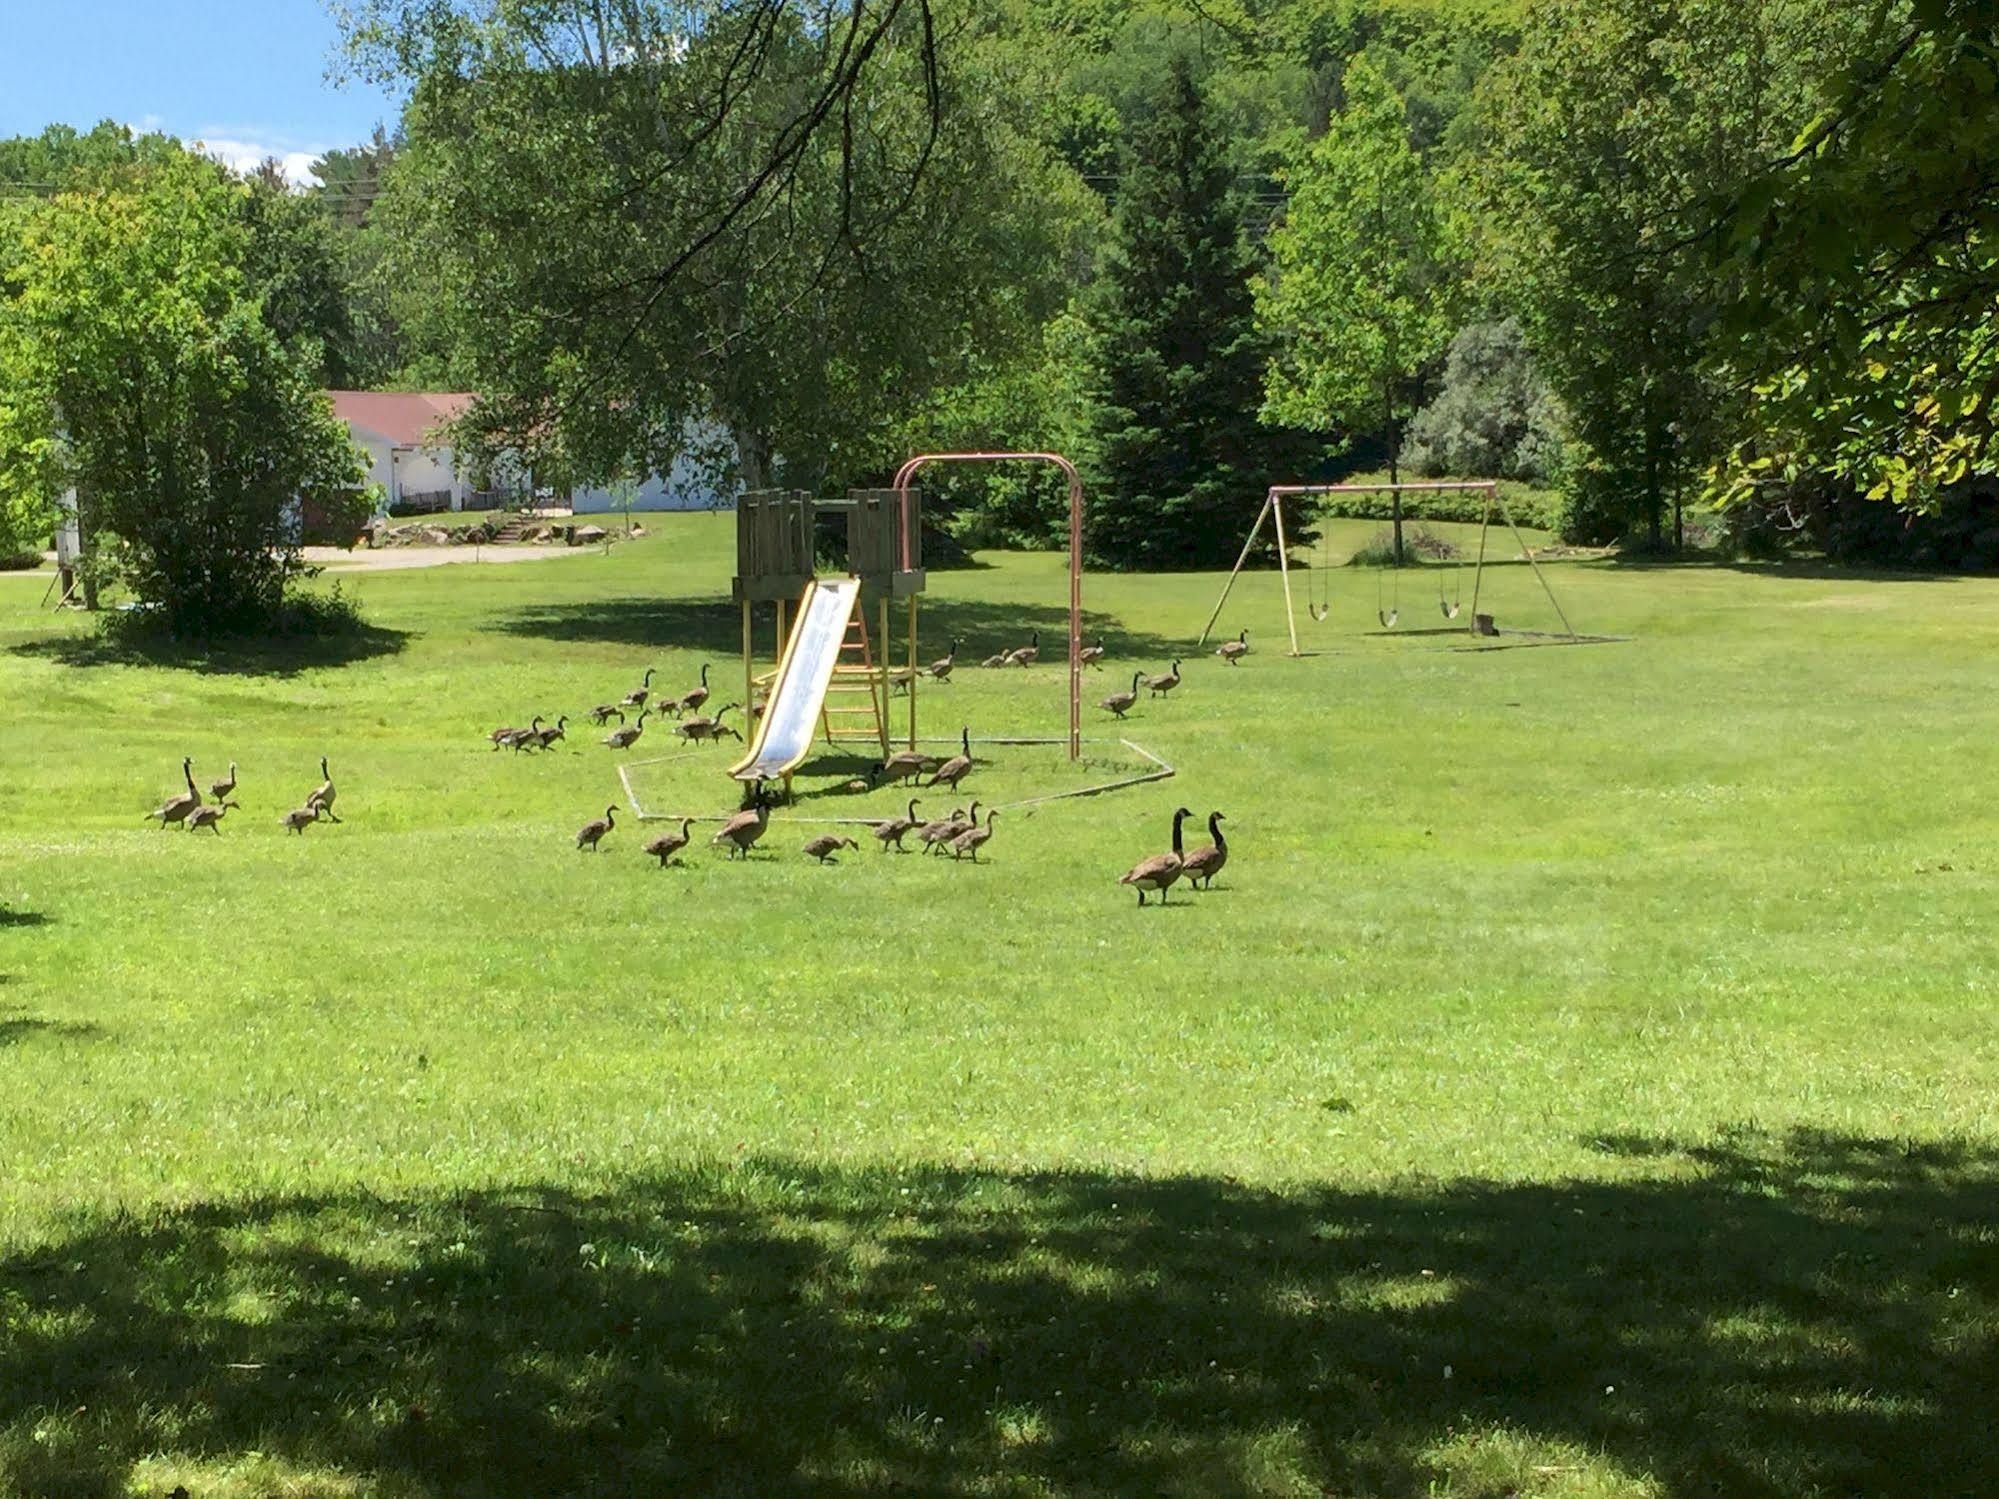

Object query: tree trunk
[734,425,774,493]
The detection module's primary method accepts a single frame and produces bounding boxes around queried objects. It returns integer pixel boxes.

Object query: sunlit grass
[2,516,1997,1494]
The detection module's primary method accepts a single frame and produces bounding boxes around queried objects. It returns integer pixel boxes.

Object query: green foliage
[1470,0,1861,547]
[1400,317,1563,482]
[1258,52,1460,559]
[1708,0,1999,514]
[238,176,360,386]
[0,149,365,633]
[351,0,1086,492]
[1084,57,1306,570]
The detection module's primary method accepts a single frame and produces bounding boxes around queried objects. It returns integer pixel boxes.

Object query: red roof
[326,391,477,447]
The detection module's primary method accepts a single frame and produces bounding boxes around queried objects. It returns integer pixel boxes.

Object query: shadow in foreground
[2,1128,1993,1495]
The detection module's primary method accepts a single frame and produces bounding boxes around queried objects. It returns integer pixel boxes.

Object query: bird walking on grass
[668,663,712,717]
[676,704,742,744]
[622,668,657,711]
[307,758,341,822]
[1006,630,1040,667]
[948,808,999,863]
[644,818,694,867]
[1180,812,1228,889]
[919,802,976,854]
[1099,672,1144,721]
[1146,661,1182,698]
[603,707,651,750]
[187,800,239,835]
[802,834,859,864]
[1079,638,1106,668]
[929,639,959,680]
[280,804,323,835]
[873,798,922,852]
[209,761,239,803]
[576,805,617,852]
[148,758,201,829]
[534,715,569,751]
[1118,807,1193,907]
[1215,630,1249,665]
[929,727,974,791]
[712,784,772,859]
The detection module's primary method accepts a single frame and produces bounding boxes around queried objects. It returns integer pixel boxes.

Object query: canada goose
[1118,806,1193,906]
[802,834,859,864]
[504,715,545,752]
[948,808,999,862]
[588,702,627,726]
[920,801,978,854]
[1079,638,1106,668]
[307,758,341,821]
[929,727,975,790]
[148,758,201,828]
[711,786,771,859]
[603,707,651,750]
[1146,660,1182,698]
[929,639,959,680]
[980,650,1010,669]
[644,817,694,867]
[1099,672,1144,720]
[873,797,922,852]
[1181,811,1229,889]
[576,804,617,851]
[676,704,742,743]
[489,721,527,748]
[622,667,657,710]
[1215,630,1249,665]
[669,663,712,717]
[209,761,239,802]
[874,748,933,785]
[533,715,569,750]
[187,799,239,834]
[1006,630,1040,666]
[280,803,322,834]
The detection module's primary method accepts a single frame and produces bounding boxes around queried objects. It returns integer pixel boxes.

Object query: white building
[325,391,734,514]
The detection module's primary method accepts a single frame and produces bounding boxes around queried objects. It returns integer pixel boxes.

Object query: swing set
[1197,480,1586,654]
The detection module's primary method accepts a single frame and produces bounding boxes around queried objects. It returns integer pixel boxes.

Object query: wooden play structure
[727,454,1087,797]
[1197,480,1587,654]
[729,488,925,788]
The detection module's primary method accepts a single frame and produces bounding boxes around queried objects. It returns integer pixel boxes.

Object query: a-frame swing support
[1197,480,1579,651]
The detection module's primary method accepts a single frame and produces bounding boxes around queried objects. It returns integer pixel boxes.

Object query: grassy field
[2,512,1996,1496]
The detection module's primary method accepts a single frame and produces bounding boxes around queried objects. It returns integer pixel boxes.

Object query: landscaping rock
[574,524,608,546]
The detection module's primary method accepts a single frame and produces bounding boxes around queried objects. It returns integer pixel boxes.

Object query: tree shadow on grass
[8,621,411,678]
[492,595,1189,664]
[0,1007,101,1047]
[1602,553,1959,584]
[0,908,51,929]
[2,1127,1995,1496]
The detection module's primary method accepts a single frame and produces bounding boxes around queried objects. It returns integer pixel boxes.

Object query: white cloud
[195,138,326,187]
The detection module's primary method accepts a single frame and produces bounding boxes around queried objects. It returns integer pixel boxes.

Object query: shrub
[1401,320,1567,482]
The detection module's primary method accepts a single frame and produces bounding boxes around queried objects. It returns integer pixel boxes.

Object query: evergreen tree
[1084,57,1296,571]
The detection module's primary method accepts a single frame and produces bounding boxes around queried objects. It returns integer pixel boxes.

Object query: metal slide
[728,577,863,782]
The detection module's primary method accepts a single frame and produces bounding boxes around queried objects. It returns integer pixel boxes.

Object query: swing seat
[1440,601,1461,619]
[1378,609,1399,629]
[1308,604,1330,622]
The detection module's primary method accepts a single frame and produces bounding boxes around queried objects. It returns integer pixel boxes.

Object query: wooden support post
[906,596,919,750]
[741,599,754,714]
[1269,494,1302,657]
[1199,493,1275,649]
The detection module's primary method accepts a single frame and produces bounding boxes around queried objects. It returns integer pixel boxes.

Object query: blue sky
[0,0,402,183]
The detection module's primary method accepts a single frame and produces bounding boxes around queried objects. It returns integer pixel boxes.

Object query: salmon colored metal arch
[892,452,1084,760]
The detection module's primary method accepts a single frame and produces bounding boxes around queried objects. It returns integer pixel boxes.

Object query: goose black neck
[1210,814,1226,850]
[1172,809,1189,853]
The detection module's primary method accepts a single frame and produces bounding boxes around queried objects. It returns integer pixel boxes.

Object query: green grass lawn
[2,515,1996,1496]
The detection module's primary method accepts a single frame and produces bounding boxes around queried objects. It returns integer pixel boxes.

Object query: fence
[388,489,454,517]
